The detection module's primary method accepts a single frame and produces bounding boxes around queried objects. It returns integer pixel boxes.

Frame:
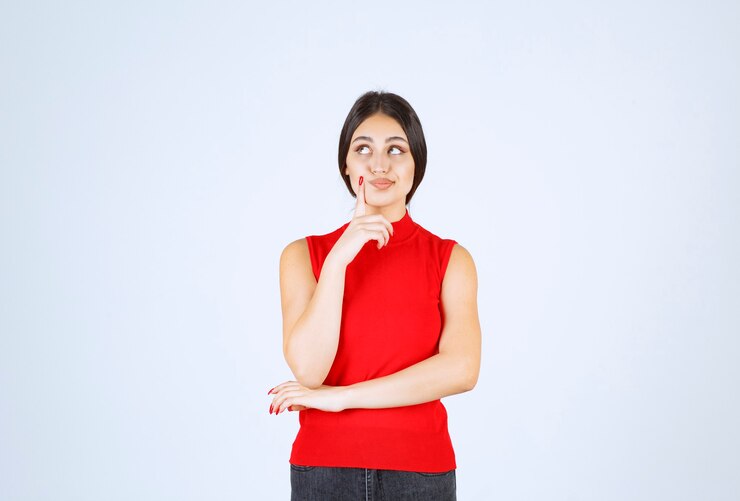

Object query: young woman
[268,90,481,500]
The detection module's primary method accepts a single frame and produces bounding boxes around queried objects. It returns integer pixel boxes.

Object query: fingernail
[269,404,273,414]
[268,388,273,395]
[359,176,363,186]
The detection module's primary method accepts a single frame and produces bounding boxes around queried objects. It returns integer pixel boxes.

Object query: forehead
[351,113,407,140]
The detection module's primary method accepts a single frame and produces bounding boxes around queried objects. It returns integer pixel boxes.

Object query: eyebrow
[351,135,409,144]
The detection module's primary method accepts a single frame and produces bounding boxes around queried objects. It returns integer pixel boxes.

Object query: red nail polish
[269,404,273,414]
[359,176,363,186]
[268,388,273,395]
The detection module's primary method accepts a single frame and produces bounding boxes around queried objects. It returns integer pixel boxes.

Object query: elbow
[459,357,480,393]
[283,346,327,389]
[294,371,325,390]
[462,370,479,392]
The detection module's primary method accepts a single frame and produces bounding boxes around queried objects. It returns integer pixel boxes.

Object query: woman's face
[344,113,415,211]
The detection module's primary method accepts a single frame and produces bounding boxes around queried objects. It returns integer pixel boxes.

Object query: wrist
[338,384,355,411]
[324,250,349,270]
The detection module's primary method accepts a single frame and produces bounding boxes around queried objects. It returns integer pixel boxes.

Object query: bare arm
[279,178,393,390]
[279,238,347,389]
[341,244,481,408]
[270,243,482,413]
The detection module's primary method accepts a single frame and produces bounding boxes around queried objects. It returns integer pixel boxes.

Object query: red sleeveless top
[289,208,458,472]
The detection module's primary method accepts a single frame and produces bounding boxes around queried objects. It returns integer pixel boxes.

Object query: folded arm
[270,244,481,414]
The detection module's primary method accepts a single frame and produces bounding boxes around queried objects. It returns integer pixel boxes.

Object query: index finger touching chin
[354,175,366,217]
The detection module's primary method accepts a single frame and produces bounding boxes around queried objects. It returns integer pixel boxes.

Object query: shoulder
[449,242,474,263]
[280,237,309,267]
[412,222,473,272]
[444,243,478,284]
[280,217,347,261]
[413,220,459,251]
[281,237,307,254]
[304,221,349,250]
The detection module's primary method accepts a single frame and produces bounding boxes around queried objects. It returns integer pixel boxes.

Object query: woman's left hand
[267,381,347,415]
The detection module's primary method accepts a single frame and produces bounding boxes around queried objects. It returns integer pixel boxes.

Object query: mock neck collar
[387,207,418,245]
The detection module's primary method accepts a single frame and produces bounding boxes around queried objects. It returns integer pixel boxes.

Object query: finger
[282,401,309,413]
[364,221,390,249]
[365,213,394,239]
[354,175,366,218]
[268,381,297,395]
[375,227,390,249]
[271,388,305,413]
[361,226,387,250]
[278,398,302,414]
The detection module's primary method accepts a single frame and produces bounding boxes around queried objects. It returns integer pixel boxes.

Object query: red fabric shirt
[289,208,458,472]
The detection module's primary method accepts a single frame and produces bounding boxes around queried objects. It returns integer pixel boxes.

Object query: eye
[389,146,404,155]
[356,145,371,154]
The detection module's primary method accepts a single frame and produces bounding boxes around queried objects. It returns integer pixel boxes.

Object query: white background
[1,1,738,500]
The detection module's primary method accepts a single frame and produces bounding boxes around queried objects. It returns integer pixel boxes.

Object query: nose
[371,154,389,174]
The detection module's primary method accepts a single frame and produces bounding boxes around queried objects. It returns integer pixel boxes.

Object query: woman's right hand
[327,175,394,267]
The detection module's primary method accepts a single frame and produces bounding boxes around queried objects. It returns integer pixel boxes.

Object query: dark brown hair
[338,90,427,205]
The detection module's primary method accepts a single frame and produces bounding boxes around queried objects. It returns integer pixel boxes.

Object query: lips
[369,178,394,188]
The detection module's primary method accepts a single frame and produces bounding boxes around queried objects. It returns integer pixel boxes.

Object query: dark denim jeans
[290,463,456,500]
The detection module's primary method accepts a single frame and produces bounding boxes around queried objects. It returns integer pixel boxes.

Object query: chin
[365,194,406,207]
